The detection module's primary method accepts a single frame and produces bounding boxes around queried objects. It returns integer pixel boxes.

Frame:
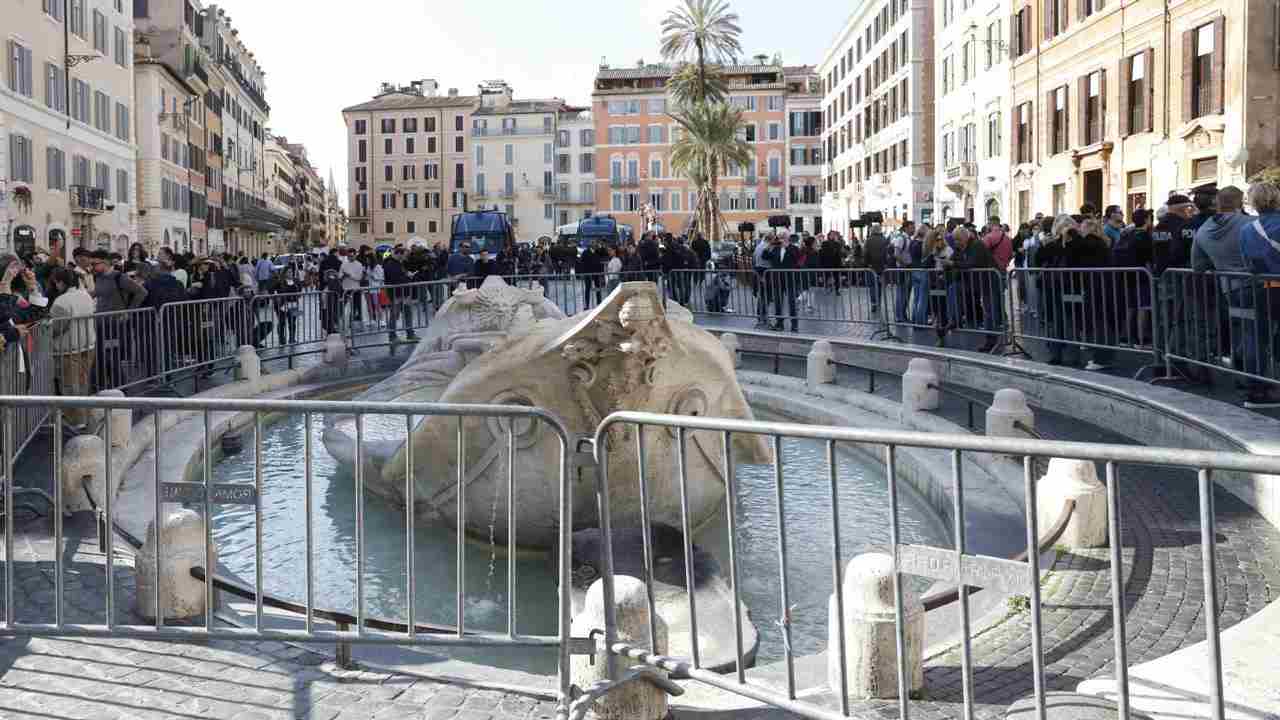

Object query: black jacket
[691,237,711,266]
[1152,216,1193,274]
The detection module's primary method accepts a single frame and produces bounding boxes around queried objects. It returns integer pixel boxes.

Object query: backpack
[323,269,343,294]
[148,277,188,310]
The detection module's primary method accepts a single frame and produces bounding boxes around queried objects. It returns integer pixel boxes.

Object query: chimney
[420,79,439,97]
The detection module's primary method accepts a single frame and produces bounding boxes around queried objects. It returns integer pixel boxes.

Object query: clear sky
[210,0,852,209]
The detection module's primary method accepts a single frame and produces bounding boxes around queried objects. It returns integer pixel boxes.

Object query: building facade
[820,0,936,233]
[1,0,137,259]
[471,82,580,242]
[784,67,824,235]
[592,60,807,237]
[343,79,476,248]
[204,62,225,253]
[282,138,325,248]
[934,0,1012,224]
[1008,0,1280,223]
[553,110,596,228]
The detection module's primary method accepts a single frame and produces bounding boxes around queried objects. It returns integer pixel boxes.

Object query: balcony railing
[945,162,978,181]
[70,185,107,214]
[542,187,556,199]
[610,177,640,188]
[766,176,783,186]
[190,58,208,86]
[500,189,516,199]
[474,189,490,200]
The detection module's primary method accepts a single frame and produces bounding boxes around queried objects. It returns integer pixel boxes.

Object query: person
[340,248,366,327]
[691,233,711,269]
[1235,182,1280,407]
[366,252,386,328]
[1076,218,1116,370]
[47,267,95,428]
[955,227,999,348]
[382,246,418,343]
[704,264,735,313]
[253,252,274,293]
[982,217,1013,271]
[1113,208,1155,346]
[908,226,929,325]
[1104,206,1126,247]
[639,232,662,283]
[863,224,890,314]
[890,221,915,322]
[446,242,475,286]
[764,233,800,331]
[87,250,146,390]
[1152,193,1195,274]
[752,234,775,327]
[923,230,953,345]
[577,242,605,309]
[820,230,845,296]
[797,235,821,313]
[238,256,257,294]
[272,268,303,347]
[605,246,624,293]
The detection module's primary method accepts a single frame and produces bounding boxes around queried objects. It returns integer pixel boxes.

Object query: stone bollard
[829,553,924,700]
[808,340,836,389]
[90,389,130,448]
[237,345,261,382]
[571,575,669,720]
[61,434,106,513]
[135,508,216,621]
[323,333,348,368]
[720,333,741,368]
[901,358,940,412]
[1037,458,1108,548]
[986,388,1035,438]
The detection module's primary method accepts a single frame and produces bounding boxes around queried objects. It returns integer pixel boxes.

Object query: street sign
[896,544,1032,595]
[159,482,258,505]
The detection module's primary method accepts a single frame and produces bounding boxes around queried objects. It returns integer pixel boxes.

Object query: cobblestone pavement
[0,515,564,720]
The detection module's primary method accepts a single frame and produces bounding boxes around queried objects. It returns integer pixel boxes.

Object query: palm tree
[670,103,753,242]
[660,0,743,105]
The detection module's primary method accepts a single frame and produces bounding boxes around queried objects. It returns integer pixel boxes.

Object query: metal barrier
[0,329,54,458]
[45,306,165,399]
[342,280,452,350]
[504,272,653,317]
[586,410,1280,719]
[671,268,885,333]
[882,268,1008,345]
[248,289,334,362]
[1011,267,1160,373]
[0,395,587,714]
[1160,269,1280,392]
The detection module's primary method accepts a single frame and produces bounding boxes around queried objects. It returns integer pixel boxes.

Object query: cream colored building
[1009,0,1280,223]
[264,135,295,248]
[820,0,937,233]
[133,51,204,254]
[554,109,596,227]
[472,81,579,243]
[342,79,477,248]
[785,67,824,235]
[935,0,1013,223]
[1,0,137,258]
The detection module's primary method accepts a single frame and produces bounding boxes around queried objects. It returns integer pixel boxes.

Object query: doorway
[1083,169,1104,214]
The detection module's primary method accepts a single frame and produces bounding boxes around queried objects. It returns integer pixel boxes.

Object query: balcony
[943,162,977,193]
[610,177,640,188]
[744,176,759,186]
[474,189,490,200]
[70,185,107,215]
[226,204,290,232]
[766,176,783,187]
[500,189,516,200]
[542,187,556,199]
[190,58,208,86]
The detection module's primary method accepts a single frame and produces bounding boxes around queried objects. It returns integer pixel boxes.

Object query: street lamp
[158,95,198,254]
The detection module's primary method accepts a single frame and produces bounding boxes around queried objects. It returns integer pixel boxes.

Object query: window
[987,112,1002,158]
[1016,101,1032,163]
[1014,7,1032,57]
[649,98,666,115]
[503,144,513,165]
[543,203,553,220]
[115,102,129,142]
[1082,70,1104,145]
[406,138,415,154]
[1122,50,1151,136]
[380,138,390,155]
[475,145,485,167]
[941,57,950,94]
[504,172,514,195]
[670,191,680,211]
[427,137,436,154]
[542,170,553,194]
[358,139,367,162]
[769,193,783,210]
[429,220,438,233]
[1051,85,1068,154]
[424,162,439,180]
[94,90,111,133]
[1081,0,1102,20]
[385,222,394,234]
[454,136,463,153]
[405,193,418,209]
[1043,0,1067,40]
[114,27,128,67]
[403,164,415,181]
[404,118,417,133]
[46,146,65,189]
[455,115,464,131]
[425,116,437,133]
[116,168,128,202]
[6,41,33,98]
[544,143,553,163]
[1193,156,1218,182]
[1187,20,1222,120]
[648,125,665,144]
[611,192,622,211]
[69,0,86,37]
[768,123,782,141]
[407,221,416,233]
[627,126,641,144]
[767,95,783,111]
[381,118,396,133]
[44,0,65,21]
[557,153,571,173]
[650,157,662,179]
[71,79,90,123]
[44,62,65,111]
[1052,183,1066,215]
[94,161,110,196]
[580,129,595,146]
[93,10,107,53]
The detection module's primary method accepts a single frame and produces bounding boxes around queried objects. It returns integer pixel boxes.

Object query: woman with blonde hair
[923,229,955,344]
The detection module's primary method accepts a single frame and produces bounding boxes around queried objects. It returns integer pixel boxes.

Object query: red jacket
[983,228,1013,270]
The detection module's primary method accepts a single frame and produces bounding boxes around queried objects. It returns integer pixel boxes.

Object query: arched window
[985,198,1000,222]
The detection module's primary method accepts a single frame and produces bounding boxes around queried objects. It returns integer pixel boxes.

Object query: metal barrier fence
[249,290,335,362]
[1160,269,1280,391]
[1,329,54,458]
[670,268,884,333]
[1010,267,1161,372]
[586,410,1280,720]
[0,395,585,713]
[882,268,1007,344]
[504,272,654,317]
[342,280,451,350]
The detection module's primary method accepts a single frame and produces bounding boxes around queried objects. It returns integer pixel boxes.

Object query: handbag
[379,289,391,307]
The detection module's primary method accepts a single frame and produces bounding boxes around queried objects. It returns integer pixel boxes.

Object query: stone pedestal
[571,575,669,720]
[828,552,924,700]
[323,333,348,368]
[237,345,261,382]
[807,340,836,389]
[986,389,1035,438]
[902,358,940,412]
[61,434,106,513]
[90,389,130,448]
[1037,458,1108,548]
[720,333,741,368]
[135,508,215,621]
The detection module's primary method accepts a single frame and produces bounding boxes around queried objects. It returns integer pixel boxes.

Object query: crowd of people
[1,179,1277,415]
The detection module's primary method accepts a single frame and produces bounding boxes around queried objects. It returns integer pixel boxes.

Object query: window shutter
[1046,90,1055,154]
[1078,76,1089,146]
[1181,28,1195,122]
[1097,0,1105,9]
[1077,0,1087,23]
[1043,0,1053,39]
[1119,56,1131,136]
[1100,69,1107,138]
[1212,16,1225,115]
[1145,48,1156,132]
[1059,0,1069,31]
[1010,12,1020,57]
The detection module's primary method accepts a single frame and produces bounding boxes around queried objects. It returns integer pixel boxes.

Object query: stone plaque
[960,554,1032,594]
[159,482,205,504]
[896,544,959,583]
[158,482,258,505]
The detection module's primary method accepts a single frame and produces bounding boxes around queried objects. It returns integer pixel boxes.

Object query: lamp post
[159,95,197,254]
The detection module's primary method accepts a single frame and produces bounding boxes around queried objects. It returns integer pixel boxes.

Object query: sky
[210,0,852,210]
